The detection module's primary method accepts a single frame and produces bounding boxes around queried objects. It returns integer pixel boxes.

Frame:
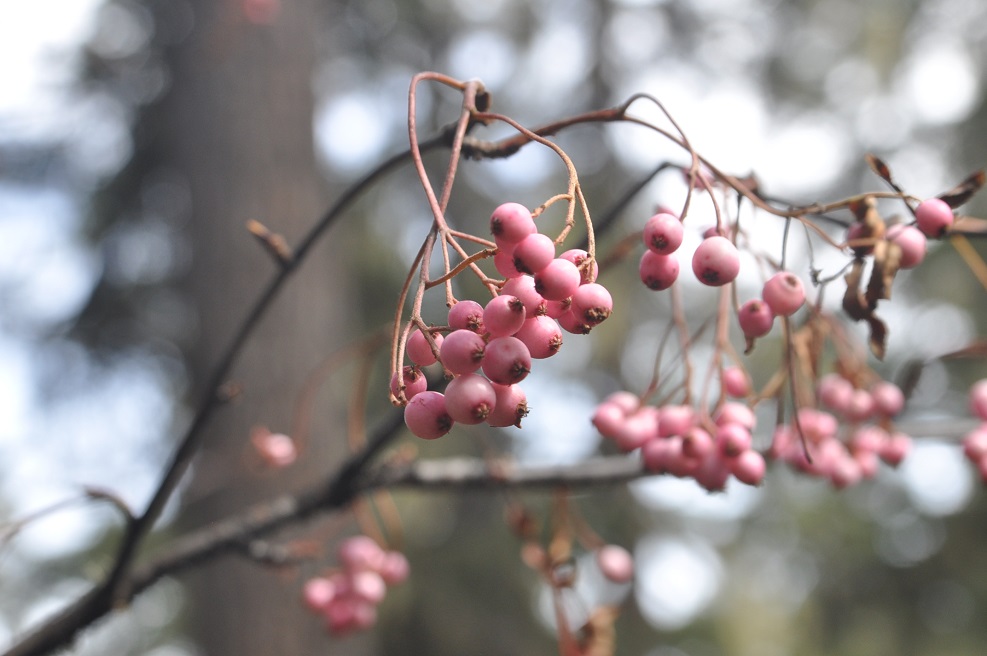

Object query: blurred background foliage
[2,0,987,654]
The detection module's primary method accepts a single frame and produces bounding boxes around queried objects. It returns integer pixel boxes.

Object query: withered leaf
[866,239,900,303]
[842,258,889,360]
[938,169,986,209]
[864,153,897,189]
[866,314,887,360]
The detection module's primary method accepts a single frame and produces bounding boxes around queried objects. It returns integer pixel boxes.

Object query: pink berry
[886,224,927,269]
[501,275,547,316]
[252,429,297,468]
[494,247,523,278]
[716,422,753,457]
[439,329,486,375]
[404,390,454,439]
[379,551,410,585]
[448,299,485,333]
[444,373,497,424]
[389,365,427,402]
[694,454,731,492]
[962,426,987,461]
[559,248,598,284]
[879,432,911,467]
[544,297,572,319]
[762,272,806,316]
[613,409,658,452]
[639,250,679,291]
[641,436,677,473]
[534,258,582,301]
[738,299,774,338]
[303,577,336,611]
[692,236,740,287]
[721,367,751,398]
[681,427,715,460]
[796,408,839,442]
[483,295,527,337]
[845,388,875,422]
[407,329,443,367]
[643,212,684,255]
[339,535,386,571]
[971,379,987,421]
[514,315,563,358]
[871,381,905,417]
[817,373,853,413]
[592,402,627,439]
[486,383,528,428]
[481,336,532,385]
[714,402,756,431]
[658,404,695,438]
[571,283,613,325]
[915,197,953,238]
[512,233,556,275]
[596,544,634,584]
[557,309,592,335]
[731,449,766,486]
[490,202,536,245]
[349,570,387,604]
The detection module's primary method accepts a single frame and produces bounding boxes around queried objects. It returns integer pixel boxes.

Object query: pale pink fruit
[338,535,386,572]
[404,390,454,439]
[501,274,547,316]
[879,432,911,467]
[514,315,563,358]
[494,247,523,278]
[251,429,297,468]
[303,577,336,611]
[559,248,598,284]
[571,283,613,325]
[886,224,927,269]
[657,404,695,438]
[349,570,387,604]
[915,197,953,238]
[681,427,715,460]
[483,295,526,337]
[490,202,536,245]
[444,374,497,424]
[738,299,774,338]
[716,422,752,457]
[721,367,751,398]
[379,551,410,585]
[592,402,627,439]
[544,297,572,319]
[596,544,634,584]
[714,402,756,431]
[639,250,679,291]
[692,236,740,286]
[439,329,486,375]
[731,449,766,486]
[557,309,593,335]
[481,336,531,385]
[534,258,582,301]
[817,373,853,413]
[448,299,485,333]
[871,381,905,417]
[389,365,427,402]
[613,409,658,452]
[694,454,731,492]
[643,212,684,255]
[407,329,443,367]
[513,233,556,274]
[486,383,528,428]
[762,272,805,316]
[962,426,987,461]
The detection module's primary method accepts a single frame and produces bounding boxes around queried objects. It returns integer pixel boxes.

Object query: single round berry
[596,545,634,584]
[389,365,427,402]
[501,275,547,316]
[439,329,486,375]
[721,366,751,398]
[404,391,454,439]
[571,283,613,325]
[557,309,593,335]
[716,422,753,457]
[494,247,523,278]
[253,431,297,468]
[738,299,774,338]
[559,248,598,284]
[303,577,336,612]
[915,197,953,238]
[762,272,805,316]
[379,551,410,585]
[592,402,627,439]
[490,202,536,245]
[871,381,904,417]
[879,432,911,466]
[481,336,532,385]
[338,535,386,572]
[512,233,556,275]
[483,295,527,337]
[407,329,443,367]
[817,373,853,413]
[886,224,927,269]
[486,383,529,428]
[448,299,485,333]
[444,374,497,424]
[714,402,756,431]
[658,404,695,438]
[639,250,679,291]
[534,258,582,301]
[731,449,766,486]
[515,315,563,358]
[692,236,740,286]
[643,212,684,255]
[544,297,572,319]
[694,454,731,492]
[681,427,715,460]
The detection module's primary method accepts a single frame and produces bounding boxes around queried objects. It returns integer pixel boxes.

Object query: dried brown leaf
[866,239,900,303]
[939,169,986,209]
[867,314,887,360]
[865,153,895,186]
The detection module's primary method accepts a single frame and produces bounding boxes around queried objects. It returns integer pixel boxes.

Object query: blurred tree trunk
[151,1,366,653]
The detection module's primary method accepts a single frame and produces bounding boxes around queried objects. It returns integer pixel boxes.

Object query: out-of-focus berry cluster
[962,379,987,481]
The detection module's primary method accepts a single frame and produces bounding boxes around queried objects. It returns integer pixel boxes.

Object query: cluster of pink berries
[302,536,409,635]
[848,197,954,268]
[591,380,767,492]
[638,210,742,292]
[738,271,807,341]
[398,202,613,440]
[961,379,987,481]
[770,373,910,487]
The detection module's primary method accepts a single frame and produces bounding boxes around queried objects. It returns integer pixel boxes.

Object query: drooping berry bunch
[766,373,911,488]
[398,202,612,440]
[961,379,987,481]
[592,387,767,491]
[302,535,409,635]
